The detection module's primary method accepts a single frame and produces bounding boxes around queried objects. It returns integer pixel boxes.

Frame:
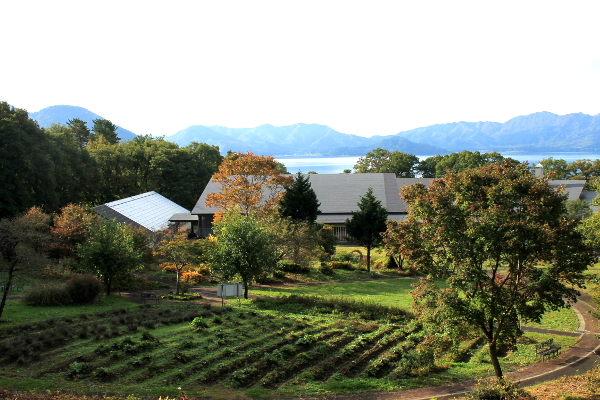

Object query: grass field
[0,272,585,399]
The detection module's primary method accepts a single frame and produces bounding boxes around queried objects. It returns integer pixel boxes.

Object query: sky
[2,1,600,138]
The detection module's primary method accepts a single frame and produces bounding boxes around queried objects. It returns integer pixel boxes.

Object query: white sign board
[217,283,244,297]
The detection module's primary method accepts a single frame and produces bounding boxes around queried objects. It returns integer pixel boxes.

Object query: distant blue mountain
[167,122,439,155]
[30,105,137,141]
[395,112,600,152]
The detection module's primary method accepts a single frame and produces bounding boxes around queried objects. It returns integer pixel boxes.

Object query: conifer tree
[279,172,321,223]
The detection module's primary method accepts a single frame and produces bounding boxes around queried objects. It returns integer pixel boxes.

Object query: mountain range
[28,105,600,155]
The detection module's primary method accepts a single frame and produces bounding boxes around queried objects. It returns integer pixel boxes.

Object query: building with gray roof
[94,191,190,233]
[190,173,434,240]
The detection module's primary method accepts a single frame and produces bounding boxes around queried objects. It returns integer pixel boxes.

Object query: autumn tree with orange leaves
[206,152,292,217]
[51,204,98,259]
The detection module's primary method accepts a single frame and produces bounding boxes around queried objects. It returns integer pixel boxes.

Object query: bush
[23,282,71,306]
[190,317,208,329]
[467,378,533,400]
[331,251,357,262]
[65,274,103,304]
[318,263,335,276]
[279,262,311,274]
[328,261,354,270]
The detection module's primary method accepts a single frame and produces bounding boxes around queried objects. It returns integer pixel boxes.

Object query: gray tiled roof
[548,180,586,200]
[95,191,190,232]
[192,173,435,224]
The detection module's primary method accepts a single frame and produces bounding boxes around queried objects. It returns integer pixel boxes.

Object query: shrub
[65,274,103,304]
[467,377,533,400]
[181,271,203,284]
[328,261,354,270]
[279,262,311,274]
[23,282,71,306]
[318,263,335,276]
[331,251,357,262]
[190,317,208,329]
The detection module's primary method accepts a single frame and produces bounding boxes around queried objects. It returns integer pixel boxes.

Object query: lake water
[277,153,600,175]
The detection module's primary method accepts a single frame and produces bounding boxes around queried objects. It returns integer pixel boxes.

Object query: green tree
[0,103,58,217]
[67,118,91,148]
[345,188,388,272]
[565,199,592,222]
[279,172,321,223]
[78,219,142,295]
[384,161,596,378]
[207,212,278,299]
[92,119,120,144]
[0,208,52,319]
[353,148,419,177]
[153,230,202,294]
[539,157,569,179]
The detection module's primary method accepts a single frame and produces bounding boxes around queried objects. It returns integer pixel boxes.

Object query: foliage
[565,199,592,221]
[206,151,292,216]
[23,281,72,306]
[207,212,279,298]
[50,204,98,259]
[263,213,320,266]
[384,161,596,377]
[318,263,335,276]
[353,148,420,178]
[0,103,60,217]
[67,118,91,148]
[316,224,336,256]
[467,377,534,400]
[153,230,202,294]
[0,208,52,318]
[0,102,222,217]
[78,219,142,295]
[279,172,321,222]
[278,262,311,274]
[64,274,103,304]
[417,150,507,178]
[345,188,388,272]
[92,118,120,144]
[539,157,570,179]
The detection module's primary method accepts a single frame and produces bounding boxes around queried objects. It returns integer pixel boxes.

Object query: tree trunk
[175,270,181,295]
[0,264,15,320]
[243,281,249,299]
[366,246,371,273]
[488,341,504,378]
[105,277,111,295]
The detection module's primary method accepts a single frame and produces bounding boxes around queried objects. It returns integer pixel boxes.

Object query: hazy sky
[2,1,600,138]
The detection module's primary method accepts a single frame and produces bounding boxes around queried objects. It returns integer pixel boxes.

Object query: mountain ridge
[28,105,600,155]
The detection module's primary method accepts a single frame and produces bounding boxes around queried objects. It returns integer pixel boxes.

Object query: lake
[276,153,600,175]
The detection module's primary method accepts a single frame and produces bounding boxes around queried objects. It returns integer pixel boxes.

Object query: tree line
[352,147,600,185]
[0,102,223,218]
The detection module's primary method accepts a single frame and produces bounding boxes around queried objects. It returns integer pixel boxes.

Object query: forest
[0,102,223,218]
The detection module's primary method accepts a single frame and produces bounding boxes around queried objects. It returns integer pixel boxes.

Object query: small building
[94,191,190,233]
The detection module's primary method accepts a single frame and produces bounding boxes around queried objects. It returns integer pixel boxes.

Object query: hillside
[30,105,137,141]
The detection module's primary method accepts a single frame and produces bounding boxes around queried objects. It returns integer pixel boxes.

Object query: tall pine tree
[345,188,388,272]
[279,172,321,222]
